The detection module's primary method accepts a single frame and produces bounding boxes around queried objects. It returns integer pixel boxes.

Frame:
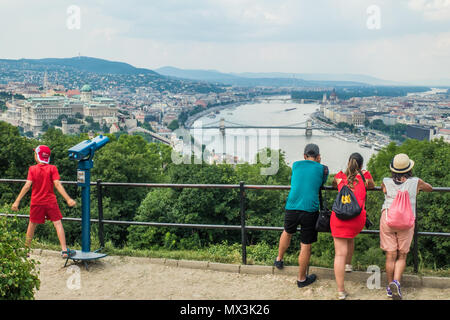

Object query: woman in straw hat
[380,153,432,300]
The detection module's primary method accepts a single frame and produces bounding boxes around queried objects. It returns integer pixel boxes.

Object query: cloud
[0,0,449,82]
[407,0,450,20]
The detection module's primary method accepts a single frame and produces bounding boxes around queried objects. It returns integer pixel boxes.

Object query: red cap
[34,145,51,164]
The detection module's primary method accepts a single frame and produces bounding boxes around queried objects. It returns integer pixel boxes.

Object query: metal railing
[1,179,449,273]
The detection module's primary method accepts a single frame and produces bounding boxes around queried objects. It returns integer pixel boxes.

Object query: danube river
[191,100,377,174]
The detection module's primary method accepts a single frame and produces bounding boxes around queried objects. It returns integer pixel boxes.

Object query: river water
[191,100,377,174]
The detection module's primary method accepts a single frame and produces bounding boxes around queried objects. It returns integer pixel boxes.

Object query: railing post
[413,204,419,273]
[97,179,105,248]
[240,181,247,265]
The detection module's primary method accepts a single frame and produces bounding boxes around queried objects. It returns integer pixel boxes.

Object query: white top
[382,177,419,217]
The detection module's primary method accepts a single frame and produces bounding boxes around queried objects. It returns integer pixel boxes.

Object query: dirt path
[33,250,450,300]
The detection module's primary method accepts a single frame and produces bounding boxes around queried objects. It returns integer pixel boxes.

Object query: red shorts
[30,203,63,224]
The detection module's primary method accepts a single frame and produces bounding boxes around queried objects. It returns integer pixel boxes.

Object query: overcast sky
[1,0,449,82]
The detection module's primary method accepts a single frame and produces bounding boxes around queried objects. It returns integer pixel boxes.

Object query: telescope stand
[63,249,107,271]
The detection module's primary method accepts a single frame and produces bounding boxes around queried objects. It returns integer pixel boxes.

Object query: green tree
[42,121,50,131]
[0,216,40,300]
[74,112,83,119]
[168,120,179,131]
[91,134,165,245]
[0,121,36,203]
[367,138,450,268]
[128,148,292,249]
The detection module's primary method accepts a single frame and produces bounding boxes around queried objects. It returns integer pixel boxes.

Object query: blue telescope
[68,135,109,161]
[66,135,110,268]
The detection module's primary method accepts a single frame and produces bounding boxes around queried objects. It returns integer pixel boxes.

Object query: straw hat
[390,153,414,173]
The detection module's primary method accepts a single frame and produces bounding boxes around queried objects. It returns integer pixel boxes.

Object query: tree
[74,112,83,119]
[128,148,292,249]
[168,120,179,131]
[0,216,40,300]
[367,138,450,268]
[42,121,50,131]
[91,134,165,245]
[0,121,35,203]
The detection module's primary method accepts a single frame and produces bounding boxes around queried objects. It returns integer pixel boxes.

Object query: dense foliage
[0,120,448,271]
[366,119,407,142]
[0,216,40,300]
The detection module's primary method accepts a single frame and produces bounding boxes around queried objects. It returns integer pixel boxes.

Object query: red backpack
[385,189,415,230]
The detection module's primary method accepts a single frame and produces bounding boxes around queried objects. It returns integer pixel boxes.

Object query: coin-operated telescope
[67,135,110,268]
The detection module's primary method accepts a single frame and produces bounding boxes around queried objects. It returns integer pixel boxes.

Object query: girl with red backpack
[380,153,432,300]
[331,153,375,299]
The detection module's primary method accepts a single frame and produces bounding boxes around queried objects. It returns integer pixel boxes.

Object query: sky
[1,0,450,83]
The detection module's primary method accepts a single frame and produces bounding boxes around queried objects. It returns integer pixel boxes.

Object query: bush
[0,217,40,300]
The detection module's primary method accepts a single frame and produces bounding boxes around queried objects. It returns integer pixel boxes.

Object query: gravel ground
[33,250,450,300]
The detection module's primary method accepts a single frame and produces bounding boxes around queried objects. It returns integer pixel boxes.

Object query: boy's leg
[333,237,348,292]
[26,222,38,248]
[298,243,312,281]
[276,231,293,261]
[52,220,67,252]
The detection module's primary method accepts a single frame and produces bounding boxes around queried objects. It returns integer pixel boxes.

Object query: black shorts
[284,210,319,244]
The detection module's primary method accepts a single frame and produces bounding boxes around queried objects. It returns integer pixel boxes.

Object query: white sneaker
[337,291,348,300]
[345,264,353,272]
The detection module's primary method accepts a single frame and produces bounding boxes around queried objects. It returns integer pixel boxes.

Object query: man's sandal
[61,248,76,259]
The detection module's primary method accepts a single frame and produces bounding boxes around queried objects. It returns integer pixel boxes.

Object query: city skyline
[1,0,450,84]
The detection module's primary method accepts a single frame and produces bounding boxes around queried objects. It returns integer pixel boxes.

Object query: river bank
[182,99,391,172]
[184,100,252,128]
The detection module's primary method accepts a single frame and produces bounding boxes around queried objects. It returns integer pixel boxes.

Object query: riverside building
[2,84,118,135]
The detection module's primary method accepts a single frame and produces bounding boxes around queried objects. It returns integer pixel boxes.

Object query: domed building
[80,84,93,102]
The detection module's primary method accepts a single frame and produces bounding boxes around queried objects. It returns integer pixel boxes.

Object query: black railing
[1,179,449,273]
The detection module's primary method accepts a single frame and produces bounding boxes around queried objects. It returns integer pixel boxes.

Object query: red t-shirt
[27,164,60,206]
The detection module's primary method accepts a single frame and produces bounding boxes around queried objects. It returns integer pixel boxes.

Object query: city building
[3,84,118,135]
[351,111,365,126]
[381,114,397,126]
[406,125,436,141]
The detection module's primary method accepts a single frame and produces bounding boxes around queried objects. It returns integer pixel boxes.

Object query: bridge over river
[34,250,449,300]
[186,119,339,137]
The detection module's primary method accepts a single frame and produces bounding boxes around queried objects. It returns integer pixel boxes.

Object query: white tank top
[382,177,419,217]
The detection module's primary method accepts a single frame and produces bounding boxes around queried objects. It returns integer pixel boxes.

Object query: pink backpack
[385,190,415,229]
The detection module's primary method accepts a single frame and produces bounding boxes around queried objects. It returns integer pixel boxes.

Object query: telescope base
[64,250,107,271]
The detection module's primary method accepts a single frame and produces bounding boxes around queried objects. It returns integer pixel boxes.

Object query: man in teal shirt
[274,143,329,288]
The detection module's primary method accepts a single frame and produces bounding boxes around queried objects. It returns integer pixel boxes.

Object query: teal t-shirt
[285,160,328,212]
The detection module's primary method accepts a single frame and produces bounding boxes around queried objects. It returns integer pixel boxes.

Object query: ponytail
[345,158,360,186]
[345,153,364,187]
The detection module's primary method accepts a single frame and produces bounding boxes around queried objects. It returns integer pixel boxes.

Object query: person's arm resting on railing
[418,179,433,193]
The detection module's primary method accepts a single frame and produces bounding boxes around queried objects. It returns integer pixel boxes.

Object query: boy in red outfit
[11,145,77,257]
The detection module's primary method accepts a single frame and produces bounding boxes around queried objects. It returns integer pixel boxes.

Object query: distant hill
[234,72,405,86]
[155,66,239,81]
[407,78,450,87]
[0,56,160,76]
[155,66,371,87]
